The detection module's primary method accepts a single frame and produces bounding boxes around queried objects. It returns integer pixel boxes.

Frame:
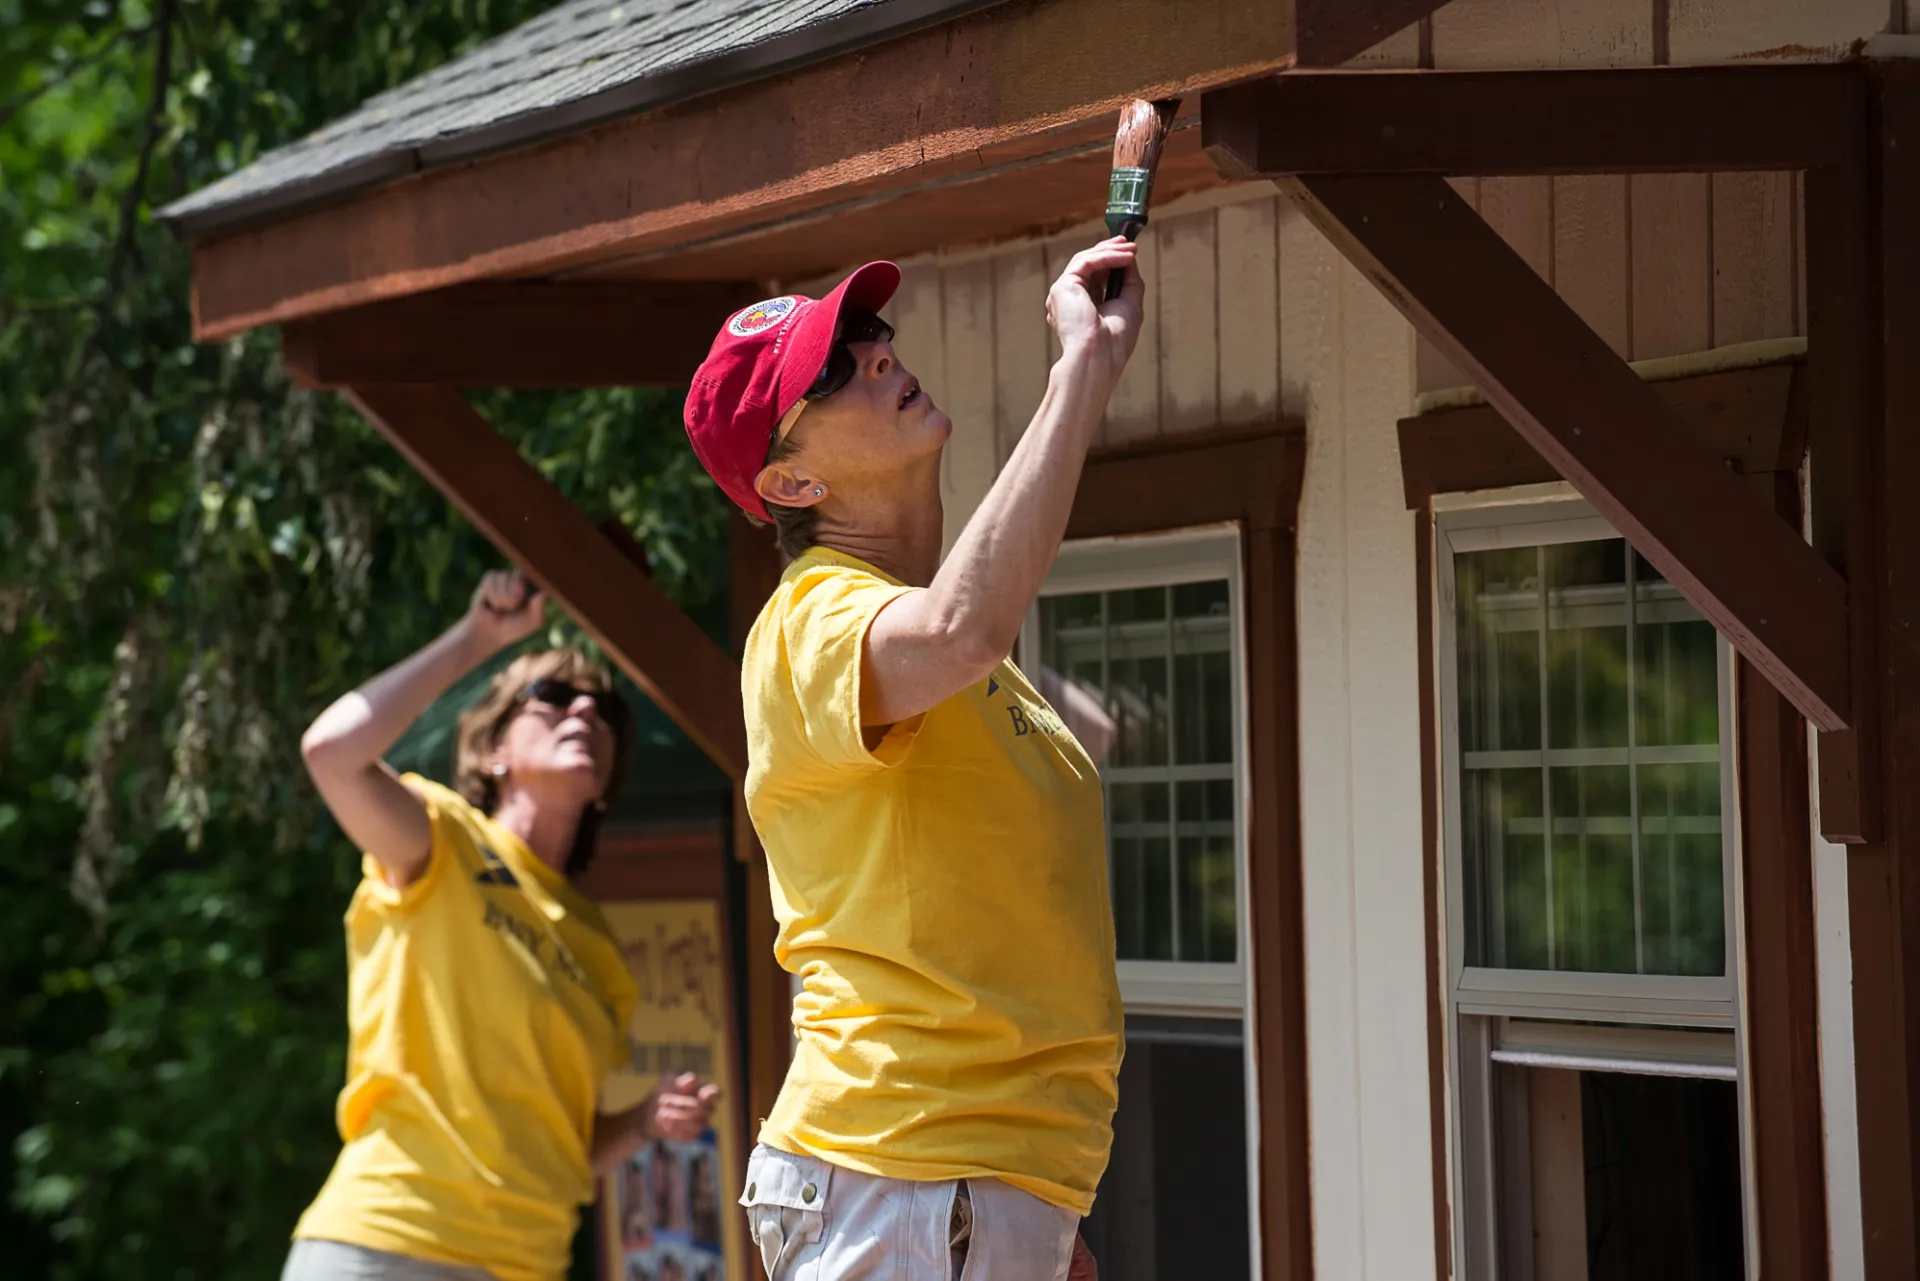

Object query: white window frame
[1022,523,1251,1017]
[1434,491,1755,1280]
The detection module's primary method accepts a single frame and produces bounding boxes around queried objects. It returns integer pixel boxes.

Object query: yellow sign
[599,900,743,1281]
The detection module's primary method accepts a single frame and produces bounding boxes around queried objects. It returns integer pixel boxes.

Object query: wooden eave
[181,0,1457,341]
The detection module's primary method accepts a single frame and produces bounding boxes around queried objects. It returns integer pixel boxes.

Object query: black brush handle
[1105,219,1145,301]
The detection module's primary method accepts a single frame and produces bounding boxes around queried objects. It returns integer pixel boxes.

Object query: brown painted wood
[1066,427,1310,1280]
[1415,515,1451,1281]
[1397,363,1804,510]
[728,511,790,1160]
[1736,473,1830,1280]
[343,384,747,778]
[1806,150,1884,845]
[281,281,758,388]
[1852,58,1920,1281]
[577,831,728,900]
[1295,0,1453,67]
[1202,65,1867,180]
[576,123,1226,289]
[1069,424,1307,539]
[1245,520,1311,1281]
[1285,172,1852,733]
[186,0,1312,339]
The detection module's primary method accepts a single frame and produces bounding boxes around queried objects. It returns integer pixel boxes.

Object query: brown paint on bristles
[1104,98,1180,298]
[1111,97,1179,172]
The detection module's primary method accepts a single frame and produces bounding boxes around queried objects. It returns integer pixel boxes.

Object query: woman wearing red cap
[684,237,1143,1280]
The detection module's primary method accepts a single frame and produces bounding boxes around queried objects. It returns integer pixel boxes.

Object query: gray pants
[281,1239,496,1281]
[740,1144,1080,1280]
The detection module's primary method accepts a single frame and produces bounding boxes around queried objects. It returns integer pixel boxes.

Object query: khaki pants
[740,1144,1080,1281]
[280,1239,495,1281]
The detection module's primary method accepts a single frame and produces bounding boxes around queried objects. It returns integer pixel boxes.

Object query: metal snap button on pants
[739,1144,1079,1281]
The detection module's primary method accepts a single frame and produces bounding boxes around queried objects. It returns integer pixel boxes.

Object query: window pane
[1453,536,1726,978]
[1464,767,1548,970]
[1177,779,1237,963]
[1037,570,1240,972]
[1109,612,1170,768]
[1545,540,1630,750]
[1549,765,1636,974]
[1456,546,1543,755]
[1638,762,1726,977]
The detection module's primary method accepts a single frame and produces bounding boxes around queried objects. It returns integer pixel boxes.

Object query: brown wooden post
[1806,133,1884,845]
[1737,476,1829,1278]
[727,511,789,1154]
[1851,59,1920,1280]
[1246,516,1311,1281]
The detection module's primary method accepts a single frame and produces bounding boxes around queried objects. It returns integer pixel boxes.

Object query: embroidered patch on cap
[728,296,799,337]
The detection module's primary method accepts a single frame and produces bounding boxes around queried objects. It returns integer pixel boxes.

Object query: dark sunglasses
[513,679,630,733]
[805,308,895,402]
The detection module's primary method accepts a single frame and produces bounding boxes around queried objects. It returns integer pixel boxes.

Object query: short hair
[452,647,632,876]
[754,431,819,560]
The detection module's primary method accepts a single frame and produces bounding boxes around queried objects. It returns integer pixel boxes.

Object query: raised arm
[300,571,544,886]
[861,236,1144,726]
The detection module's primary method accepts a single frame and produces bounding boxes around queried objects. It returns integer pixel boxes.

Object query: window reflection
[1455,540,1726,978]
[1038,580,1237,965]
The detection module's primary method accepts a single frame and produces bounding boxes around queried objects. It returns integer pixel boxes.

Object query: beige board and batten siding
[1431,2,1866,1279]
[784,2,1880,1277]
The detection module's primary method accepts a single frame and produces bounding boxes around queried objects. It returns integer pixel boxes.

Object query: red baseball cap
[684,262,902,520]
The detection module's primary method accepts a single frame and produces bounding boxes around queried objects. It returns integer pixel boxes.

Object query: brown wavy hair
[453,648,633,877]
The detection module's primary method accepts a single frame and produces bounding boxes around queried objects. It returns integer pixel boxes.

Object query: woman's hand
[1069,1234,1098,1280]
[464,569,545,654]
[1045,235,1144,383]
[646,1072,722,1142]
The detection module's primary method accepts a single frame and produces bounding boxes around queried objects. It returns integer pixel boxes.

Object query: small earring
[813,486,824,497]
[491,763,507,777]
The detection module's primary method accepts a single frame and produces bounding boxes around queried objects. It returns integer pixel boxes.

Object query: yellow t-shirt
[294,777,638,1281]
[744,547,1124,1215]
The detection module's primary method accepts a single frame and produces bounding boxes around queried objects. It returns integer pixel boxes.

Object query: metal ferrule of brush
[1105,166,1153,238]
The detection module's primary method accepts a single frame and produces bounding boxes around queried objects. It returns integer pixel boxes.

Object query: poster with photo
[599,900,742,1281]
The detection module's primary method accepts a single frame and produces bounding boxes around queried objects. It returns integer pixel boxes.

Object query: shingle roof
[161,0,1002,238]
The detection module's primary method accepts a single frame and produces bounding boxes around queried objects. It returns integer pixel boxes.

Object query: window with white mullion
[1455,533,1728,984]
[1028,527,1248,1001]
[1439,498,1750,1281]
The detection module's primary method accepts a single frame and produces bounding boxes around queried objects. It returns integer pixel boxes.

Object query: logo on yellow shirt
[474,843,519,887]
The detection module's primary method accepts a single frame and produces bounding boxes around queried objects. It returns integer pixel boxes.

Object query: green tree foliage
[0,4,729,1276]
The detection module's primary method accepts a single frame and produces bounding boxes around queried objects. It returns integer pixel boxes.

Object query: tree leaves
[1,4,727,1277]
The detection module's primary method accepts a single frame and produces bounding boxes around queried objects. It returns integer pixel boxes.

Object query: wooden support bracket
[1806,148,1884,844]
[1281,173,1853,731]
[1202,65,1866,178]
[345,384,748,779]
[285,281,758,389]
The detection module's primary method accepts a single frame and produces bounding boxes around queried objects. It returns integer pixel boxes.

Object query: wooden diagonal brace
[345,384,748,780]
[1281,174,1852,731]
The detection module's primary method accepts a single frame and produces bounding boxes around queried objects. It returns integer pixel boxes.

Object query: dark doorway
[1082,1016,1250,1281]
[1583,1071,1744,1281]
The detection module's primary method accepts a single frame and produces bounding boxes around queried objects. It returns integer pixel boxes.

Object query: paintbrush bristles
[1105,98,1180,235]
[1110,98,1178,172]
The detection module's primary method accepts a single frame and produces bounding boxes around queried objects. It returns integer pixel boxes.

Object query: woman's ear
[754,462,826,509]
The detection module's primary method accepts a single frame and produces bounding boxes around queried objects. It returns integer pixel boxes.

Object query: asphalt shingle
[162,0,1000,236]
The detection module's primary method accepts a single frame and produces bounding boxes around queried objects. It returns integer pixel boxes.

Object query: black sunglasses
[804,308,895,402]
[514,679,630,733]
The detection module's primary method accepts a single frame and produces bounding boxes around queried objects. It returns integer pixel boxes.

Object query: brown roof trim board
[160,0,1015,239]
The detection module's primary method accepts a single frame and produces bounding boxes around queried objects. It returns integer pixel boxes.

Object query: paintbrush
[1104,98,1180,301]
